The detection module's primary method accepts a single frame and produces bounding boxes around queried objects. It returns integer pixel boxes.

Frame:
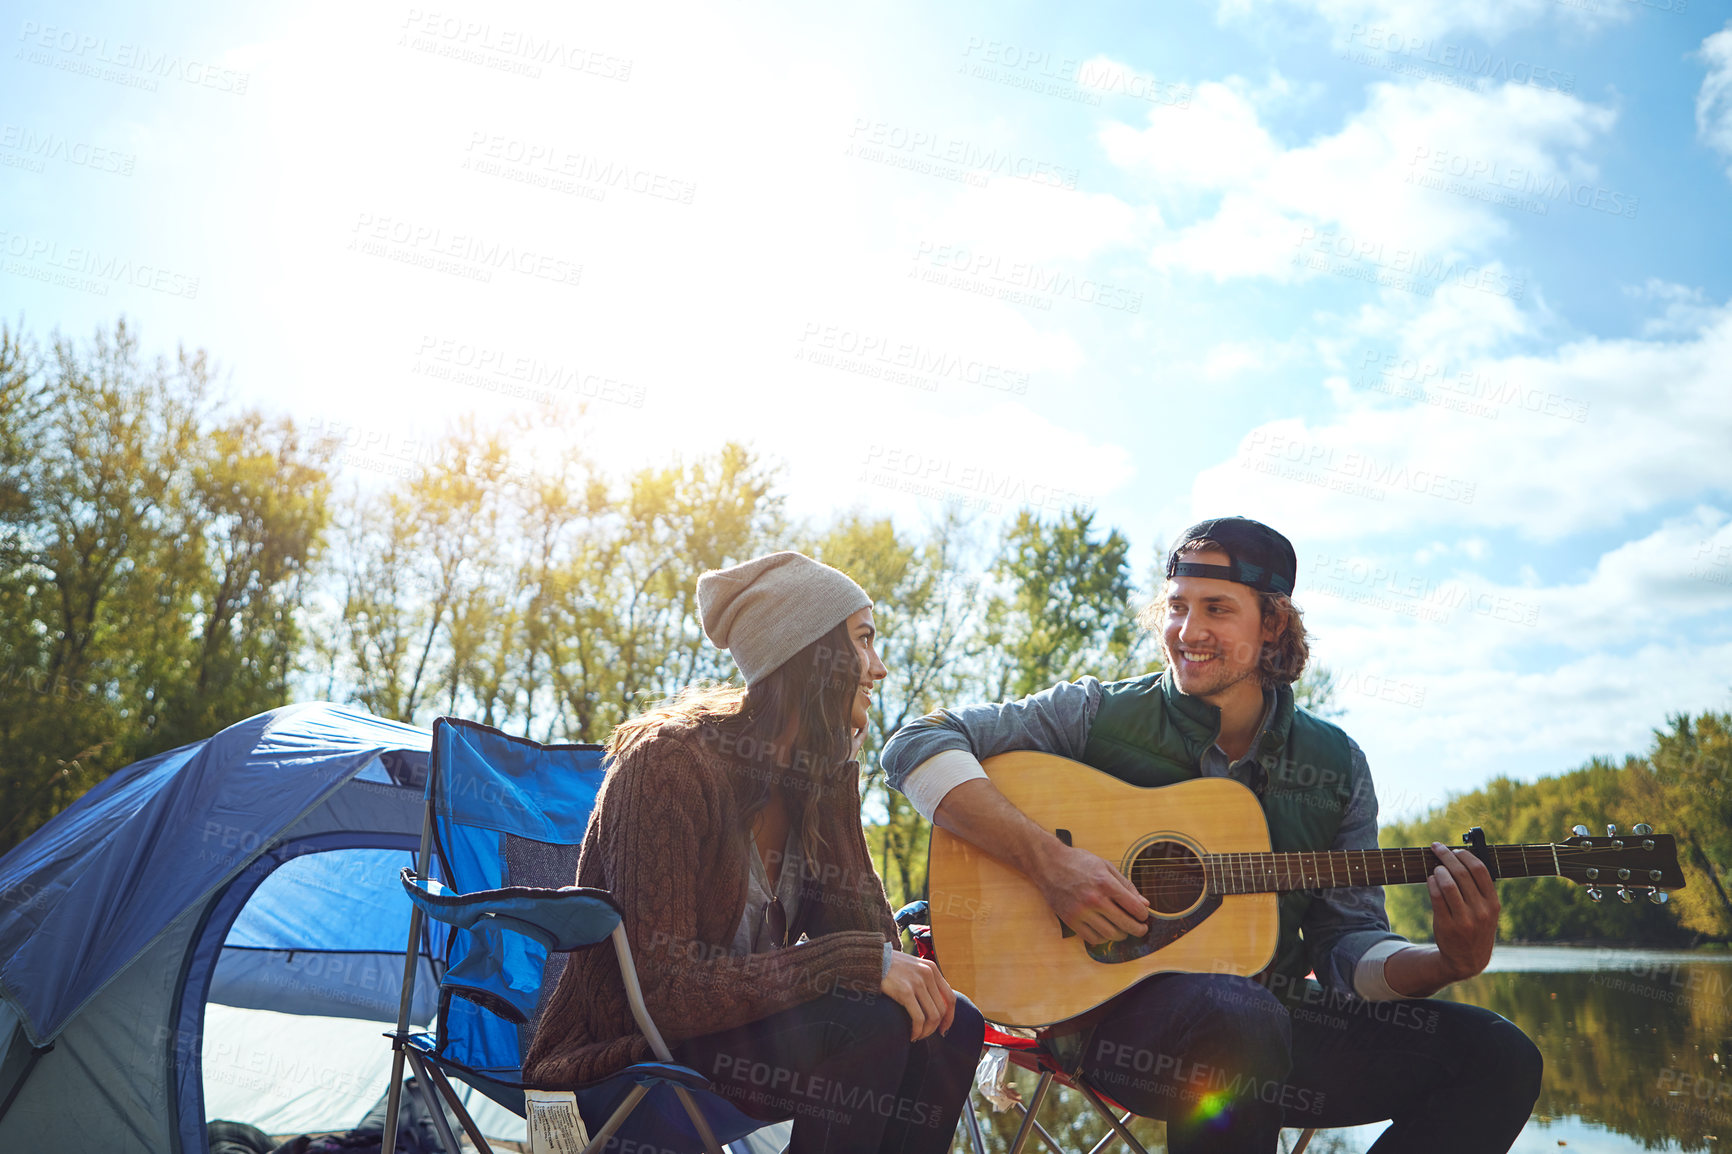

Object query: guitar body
[928,752,1278,1027]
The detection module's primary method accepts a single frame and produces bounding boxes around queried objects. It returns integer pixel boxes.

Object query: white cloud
[1532,510,1732,644]
[1336,263,1540,365]
[1626,279,1721,338]
[1696,21,1732,182]
[843,401,1136,526]
[1101,79,1279,192]
[1299,512,1732,814]
[1193,295,1732,540]
[913,179,1154,265]
[1101,78,1616,283]
[1358,639,1732,819]
[1215,0,1624,41]
[1202,341,1271,379]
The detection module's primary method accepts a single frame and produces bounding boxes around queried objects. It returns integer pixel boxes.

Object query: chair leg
[419,1060,497,1154]
[1076,1083,1153,1154]
[1016,1111,1070,1154]
[962,1094,989,1154]
[672,1083,726,1154]
[404,1053,466,1154]
[1006,1071,1054,1154]
[1290,1128,1317,1154]
[380,1045,411,1154]
[1083,1110,1137,1154]
[582,1084,650,1154]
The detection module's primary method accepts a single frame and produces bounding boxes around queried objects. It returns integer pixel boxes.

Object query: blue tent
[0,702,510,1152]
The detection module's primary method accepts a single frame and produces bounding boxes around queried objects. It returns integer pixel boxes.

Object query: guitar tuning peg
[1571,824,1590,839]
[1632,823,1653,836]
[1617,887,1633,903]
[1586,887,1603,902]
[1606,824,1618,838]
[1649,889,1669,905]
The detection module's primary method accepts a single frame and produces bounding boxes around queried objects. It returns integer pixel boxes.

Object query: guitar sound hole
[1131,840,1206,915]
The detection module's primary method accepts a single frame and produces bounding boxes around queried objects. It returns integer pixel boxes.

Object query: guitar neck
[1205,845,1560,895]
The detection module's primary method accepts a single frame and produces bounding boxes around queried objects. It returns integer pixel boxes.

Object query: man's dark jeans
[1079,972,1542,1153]
[672,985,986,1154]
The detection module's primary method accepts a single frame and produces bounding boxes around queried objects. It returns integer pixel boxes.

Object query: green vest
[1080,669,1356,985]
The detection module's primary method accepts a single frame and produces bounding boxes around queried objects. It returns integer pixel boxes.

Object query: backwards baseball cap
[1165,517,1297,595]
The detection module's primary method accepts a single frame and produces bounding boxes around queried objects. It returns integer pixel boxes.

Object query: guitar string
[1122,844,1645,898]
[1125,843,1626,877]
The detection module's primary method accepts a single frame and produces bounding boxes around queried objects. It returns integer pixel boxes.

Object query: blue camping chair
[381,717,764,1154]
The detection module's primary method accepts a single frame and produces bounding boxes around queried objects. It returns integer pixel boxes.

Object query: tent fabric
[0,702,470,1154]
[199,1005,521,1141]
[0,704,434,1047]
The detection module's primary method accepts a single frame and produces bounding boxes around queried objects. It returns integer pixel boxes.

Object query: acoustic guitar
[926,751,1687,1026]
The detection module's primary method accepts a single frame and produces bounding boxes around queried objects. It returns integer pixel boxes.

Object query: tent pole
[383,788,439,1152]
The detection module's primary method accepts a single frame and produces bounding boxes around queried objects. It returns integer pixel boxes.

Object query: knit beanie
[697,552,872,686]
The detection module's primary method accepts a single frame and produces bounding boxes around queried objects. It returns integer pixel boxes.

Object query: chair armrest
[400,868,624,952]
[894,900,930,931]
[402,870,684,1068]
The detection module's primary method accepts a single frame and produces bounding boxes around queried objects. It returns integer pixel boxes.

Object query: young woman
[524,551,985,1153]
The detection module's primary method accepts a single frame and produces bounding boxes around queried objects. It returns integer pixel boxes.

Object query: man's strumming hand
[932,778,1152,947]
[1036,842,1152,946]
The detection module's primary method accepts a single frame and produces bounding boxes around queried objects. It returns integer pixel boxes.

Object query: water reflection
[966,948,1732,1153]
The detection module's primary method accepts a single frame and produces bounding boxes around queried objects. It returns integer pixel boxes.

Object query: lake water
[975,945,1732,1153]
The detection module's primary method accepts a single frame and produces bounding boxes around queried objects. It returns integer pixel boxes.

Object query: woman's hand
[880,951,957,1041]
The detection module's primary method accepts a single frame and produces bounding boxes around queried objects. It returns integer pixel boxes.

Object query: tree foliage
[1381,719,1732,946]
[978,507,1149,700]
[0,320,333,854]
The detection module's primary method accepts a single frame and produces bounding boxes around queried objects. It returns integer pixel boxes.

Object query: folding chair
[381,716,766,1154]
[893,902,1319,1154]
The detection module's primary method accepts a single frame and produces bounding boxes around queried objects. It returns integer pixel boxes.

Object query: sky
[3,0,1730,821]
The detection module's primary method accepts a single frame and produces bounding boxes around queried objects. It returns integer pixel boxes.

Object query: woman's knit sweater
[521,719,898,1088]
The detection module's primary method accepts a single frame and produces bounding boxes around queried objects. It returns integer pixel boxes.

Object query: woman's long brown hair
[606,618,862,864]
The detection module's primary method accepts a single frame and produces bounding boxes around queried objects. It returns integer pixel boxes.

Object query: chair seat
[574,1065,765,1151]
[408,1029,760,1145]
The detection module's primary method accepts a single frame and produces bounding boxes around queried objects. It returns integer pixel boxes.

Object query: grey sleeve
[880,677,1104,796]
[1303,737,1407,994]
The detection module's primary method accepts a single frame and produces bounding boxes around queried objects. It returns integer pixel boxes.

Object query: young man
[881,517,1542,1153]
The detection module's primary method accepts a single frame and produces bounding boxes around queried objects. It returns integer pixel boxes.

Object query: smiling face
[845,606,888,731]
[1161,547,1278,709]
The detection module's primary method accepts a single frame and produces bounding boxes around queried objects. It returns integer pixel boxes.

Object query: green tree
[532,442,786,741]
[0,320,333,853]
[809,509,986,907]
[977,507,1151,701]
[323,432,791,739]
[1381,757,1694,946]
[1642,713,1732,938]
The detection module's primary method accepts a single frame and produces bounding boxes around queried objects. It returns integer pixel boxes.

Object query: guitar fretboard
[1199,845,1560,895]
